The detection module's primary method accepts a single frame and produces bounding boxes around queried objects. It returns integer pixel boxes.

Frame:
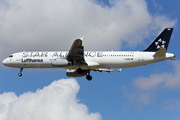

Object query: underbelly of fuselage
[7,59,162,69]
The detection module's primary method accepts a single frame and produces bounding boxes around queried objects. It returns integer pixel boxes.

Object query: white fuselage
[2,51,175,70]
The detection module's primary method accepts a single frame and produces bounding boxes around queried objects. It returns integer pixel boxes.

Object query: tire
[18,73,22,77]
[86,75,92,81]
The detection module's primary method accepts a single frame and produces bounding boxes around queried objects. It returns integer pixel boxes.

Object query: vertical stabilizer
[144,28,173,52]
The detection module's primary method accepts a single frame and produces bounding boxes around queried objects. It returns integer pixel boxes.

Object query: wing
[66,37,87,66]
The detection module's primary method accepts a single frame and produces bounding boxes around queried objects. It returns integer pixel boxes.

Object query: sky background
[0,0,180,120]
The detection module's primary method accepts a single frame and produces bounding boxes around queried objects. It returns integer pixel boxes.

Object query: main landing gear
[86,75,92,81]
[18,68,23,77]
[86,71,92,81]
[77,68,93,81]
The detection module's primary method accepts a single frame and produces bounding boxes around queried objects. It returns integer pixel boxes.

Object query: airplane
[2,28,175,81]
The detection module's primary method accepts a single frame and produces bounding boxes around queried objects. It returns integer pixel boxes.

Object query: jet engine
[66,69,87,77]
[51,58,72,67]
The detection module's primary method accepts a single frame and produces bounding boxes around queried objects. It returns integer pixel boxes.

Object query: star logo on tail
[155,39,166,49]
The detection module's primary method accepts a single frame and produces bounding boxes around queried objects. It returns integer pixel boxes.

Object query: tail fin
[144,28,173,52]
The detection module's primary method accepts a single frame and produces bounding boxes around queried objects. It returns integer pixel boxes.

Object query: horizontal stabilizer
[168,58,176,61]
[153,48,166,57]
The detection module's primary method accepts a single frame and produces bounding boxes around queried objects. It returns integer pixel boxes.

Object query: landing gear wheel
[86,75,92,81]
[18,73,22,77]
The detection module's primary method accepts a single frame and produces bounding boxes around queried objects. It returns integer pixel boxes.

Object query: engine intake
[66,69,87,77]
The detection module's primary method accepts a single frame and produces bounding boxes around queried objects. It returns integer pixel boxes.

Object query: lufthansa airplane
[2,28,175,80]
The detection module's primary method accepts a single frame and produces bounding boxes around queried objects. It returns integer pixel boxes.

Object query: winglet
[80,36,84,41]
[118,68,122,72]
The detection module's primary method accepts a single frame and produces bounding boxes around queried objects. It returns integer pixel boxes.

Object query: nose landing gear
[18,68,23,77]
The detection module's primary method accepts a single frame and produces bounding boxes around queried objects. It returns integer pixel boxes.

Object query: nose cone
[2,58,8,66]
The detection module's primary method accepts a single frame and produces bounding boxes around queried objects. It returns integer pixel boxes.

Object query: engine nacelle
[51,58,72,67]
[66,69,87,77]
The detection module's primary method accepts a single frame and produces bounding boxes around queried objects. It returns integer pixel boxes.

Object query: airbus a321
[2,28,175,81]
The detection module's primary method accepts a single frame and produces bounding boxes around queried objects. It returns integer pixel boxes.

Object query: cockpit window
[9,55,13,58]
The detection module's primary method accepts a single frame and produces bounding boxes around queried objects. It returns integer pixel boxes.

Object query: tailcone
[166,53,176,60]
